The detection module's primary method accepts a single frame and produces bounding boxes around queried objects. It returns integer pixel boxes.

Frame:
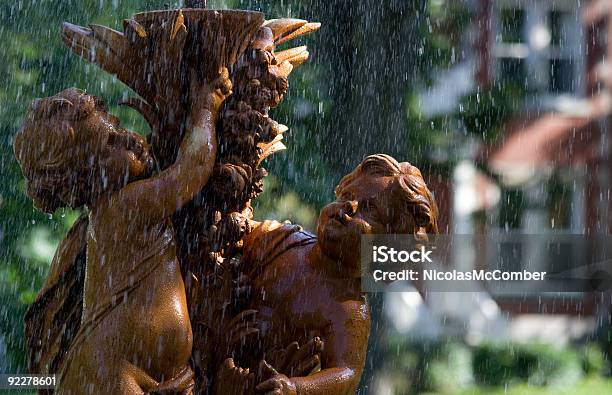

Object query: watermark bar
[361,234,612,294]
[0,374,56,390]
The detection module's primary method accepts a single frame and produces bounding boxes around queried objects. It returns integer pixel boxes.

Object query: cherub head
[13,88,154,213]
[317,154,438,274]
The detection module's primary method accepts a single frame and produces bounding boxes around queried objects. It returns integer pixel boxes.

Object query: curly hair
[13,88,99,213]
[336,154,439,235]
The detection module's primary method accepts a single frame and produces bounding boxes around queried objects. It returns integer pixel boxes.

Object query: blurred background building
[372,0,612,392]
[386,0,612,344]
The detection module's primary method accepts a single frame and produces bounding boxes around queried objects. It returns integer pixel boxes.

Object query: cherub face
[42,90,155,199]
[317,173,414,276]
[75,98,154,191]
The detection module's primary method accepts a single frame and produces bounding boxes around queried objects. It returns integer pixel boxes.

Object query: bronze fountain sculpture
[14,4,439,394]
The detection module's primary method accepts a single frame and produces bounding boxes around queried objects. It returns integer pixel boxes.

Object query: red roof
[481,95,608,185]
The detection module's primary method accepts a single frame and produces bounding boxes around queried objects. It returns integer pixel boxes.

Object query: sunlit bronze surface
[15,65,232,392]
[15,6,442,393]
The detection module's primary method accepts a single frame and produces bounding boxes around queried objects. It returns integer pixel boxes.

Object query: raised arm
[106,68,232,225]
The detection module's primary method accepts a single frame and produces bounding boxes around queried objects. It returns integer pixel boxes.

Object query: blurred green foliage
[385,337,476,393]
[457,84,525,144]
[455,376,612,395]
[472,342,583,387]
[383,337,610,394]
[582,343,608,377]
[417,0,471,86]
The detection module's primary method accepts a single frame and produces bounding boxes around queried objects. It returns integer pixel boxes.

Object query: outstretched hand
[256,360,296,395]
[190,67,233,114]
[214,358,254,395]
[274,337,323,377]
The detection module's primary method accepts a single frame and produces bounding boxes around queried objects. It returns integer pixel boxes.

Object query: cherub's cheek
[345,219,371,237]
[361,222,374,234]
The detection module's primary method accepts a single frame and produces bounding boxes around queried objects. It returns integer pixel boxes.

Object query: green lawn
[449,377,612,395]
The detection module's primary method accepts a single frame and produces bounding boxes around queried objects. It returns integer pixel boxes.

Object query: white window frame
[491,0,585,100]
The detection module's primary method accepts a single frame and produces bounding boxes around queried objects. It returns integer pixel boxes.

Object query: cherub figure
[219,154,438,394]
[13,69,231,394]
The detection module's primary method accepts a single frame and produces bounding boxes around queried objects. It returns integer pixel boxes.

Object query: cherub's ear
[397,175,430,227]
[413,209,431,229]
[46,98,74,118]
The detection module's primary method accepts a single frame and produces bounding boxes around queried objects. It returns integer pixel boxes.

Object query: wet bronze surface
[14,6,438,395]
